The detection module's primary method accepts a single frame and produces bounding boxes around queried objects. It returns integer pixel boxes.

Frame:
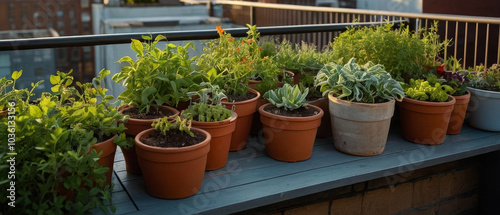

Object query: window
[71,29,78,35]
[47,22,53,28]
[22,13,27,19]
[22,3,28,10]
[57,21,64,28]
[59,30,65,36]
[8,3,14,9]
[81,0,89,8]
[81,12,90,22]
[10,23,16,29]
[8,13,14,19]
[69,10,75,19]
[57,11,64,18]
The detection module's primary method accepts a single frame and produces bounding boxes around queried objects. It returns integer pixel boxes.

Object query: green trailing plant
[153,116,194,137]
[0,73,116,214]
[403,78,455,102]
[0,70,42,113]
[263,83,309,111]
[314,58,404,103]
[468,64,500,92]
[182,83,232,122]
[330,22,431,82]
[113,35,198,113]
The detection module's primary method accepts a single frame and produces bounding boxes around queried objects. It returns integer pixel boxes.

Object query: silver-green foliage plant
[314,58,404,103]
[263,83,308,110]
[181,83,232,122]
[468,64,500,92]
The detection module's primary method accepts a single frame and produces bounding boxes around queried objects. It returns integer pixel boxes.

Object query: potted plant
[52,69,128,186]
[0,73,115,214]
[315,58,404,156]
[467,64,500,131]
[181,83,237,170]
[113,35,199,173]
[197,25,260,151]
[399,78,456,145]
[134,116,211,199]
[259,83,323,162]
[437,56,471,134]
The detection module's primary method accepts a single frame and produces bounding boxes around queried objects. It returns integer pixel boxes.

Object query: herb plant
[153,116,194,137]
[314,58,404,103]
[468,64,500,92]
[403,78,455,102]
[181,83,233,122]
[263,83,309,111]
[113,35,198,113]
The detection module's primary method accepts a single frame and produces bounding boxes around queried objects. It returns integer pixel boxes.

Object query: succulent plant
[468,64,500,92]
[153,116,194,137]
[314,58,404,103]
[263,83,309,111]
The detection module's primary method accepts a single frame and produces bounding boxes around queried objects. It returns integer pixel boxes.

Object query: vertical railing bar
[444,21,449,64]
[485,23,490,68]
[463,22,468,70]
[497,26,500,64]
[425,19,428,29]
[454,21,459,61]
[474,22,479,67]
[249,6,254,26]
[363,14,366,22]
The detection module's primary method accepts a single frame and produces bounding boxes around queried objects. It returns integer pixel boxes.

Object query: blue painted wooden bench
[93,124,500,214]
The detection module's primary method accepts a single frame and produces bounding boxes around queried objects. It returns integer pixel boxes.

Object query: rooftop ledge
[96,124,500,214]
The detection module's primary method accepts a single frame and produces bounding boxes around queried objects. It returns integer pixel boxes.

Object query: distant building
[0,0,97,83]
[0,29,57,97]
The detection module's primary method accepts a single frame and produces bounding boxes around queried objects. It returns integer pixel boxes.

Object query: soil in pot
[398,96,455,145]
[141,130,205,147]
[259,103,323,162]
[222,89,260,151]
[135,128,210,199]
[447,91,471,134]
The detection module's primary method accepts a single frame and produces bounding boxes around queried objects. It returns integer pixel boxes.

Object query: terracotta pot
[119,105,179,174]
[329,95,395,156]
[90,135,118,186]
[135,128,211,199]
[259,103,323,162]
[191,112,237,170]
[466,87,500,131]
[398,96,456,145]
[309,97,332,137]
[119,146,141,174]
[250,98,269,135]
[447,91,471,134]
[119,105,180,136]
[222,89,260,151]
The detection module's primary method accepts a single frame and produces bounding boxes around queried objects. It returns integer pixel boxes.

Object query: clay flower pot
[398,96,456,145]
[250,98,269,135]
[191,112,237,170]
[329,95,395,156]
[119,105,180,174]
[447,91,471,134]
[90,135,118,186]
[135,127,211,199]
[309,96,332,138]
[259,103,324,162]
[466,87,500,131]
[222,89,260,151]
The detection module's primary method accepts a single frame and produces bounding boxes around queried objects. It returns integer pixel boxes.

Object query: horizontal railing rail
[0,21,399,51]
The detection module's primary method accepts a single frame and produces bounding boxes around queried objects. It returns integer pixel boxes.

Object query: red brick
[284,201,329,215]
[331,194,363,215]
[438,194,478,215]
[413,176,440,208]
[439,166,479,199]
[362,182,414,214]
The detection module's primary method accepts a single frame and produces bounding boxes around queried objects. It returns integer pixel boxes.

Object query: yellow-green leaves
[131,39,144,57]
[11,70,22,80]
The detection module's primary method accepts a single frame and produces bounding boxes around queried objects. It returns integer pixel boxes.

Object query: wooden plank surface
[102,124,500,215]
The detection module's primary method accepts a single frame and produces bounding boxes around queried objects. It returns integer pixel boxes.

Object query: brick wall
[235,154,498,215]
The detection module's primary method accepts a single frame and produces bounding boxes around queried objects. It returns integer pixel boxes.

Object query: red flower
[247,39,253,43]
[241,56,247,63]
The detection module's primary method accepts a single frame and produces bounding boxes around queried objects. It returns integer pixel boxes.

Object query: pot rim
[328,94,396,107]
[258,103,324,122]
[401,95,456,106]
[135,127,211,153]
[466,86,500,99]
[221,88,261,105]
[119,105,180,122]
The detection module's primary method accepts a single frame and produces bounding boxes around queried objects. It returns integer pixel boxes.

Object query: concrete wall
[357,0,422,13]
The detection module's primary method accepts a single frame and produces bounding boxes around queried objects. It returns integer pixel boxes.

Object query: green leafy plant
[181,83,232,122]
[468,64,500,92]
[0,71,42,112]
[315,58,404,103]
[274,40,327,73]
[113,35,198,113]
[0,74,115,214]
[153,116,194,137]
[403,78,455,102]
[420,21,452,67]
[263,83,308,110]
[330,23,431,82]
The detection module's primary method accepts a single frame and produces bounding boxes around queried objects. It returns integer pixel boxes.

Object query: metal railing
[182,0,500,69]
